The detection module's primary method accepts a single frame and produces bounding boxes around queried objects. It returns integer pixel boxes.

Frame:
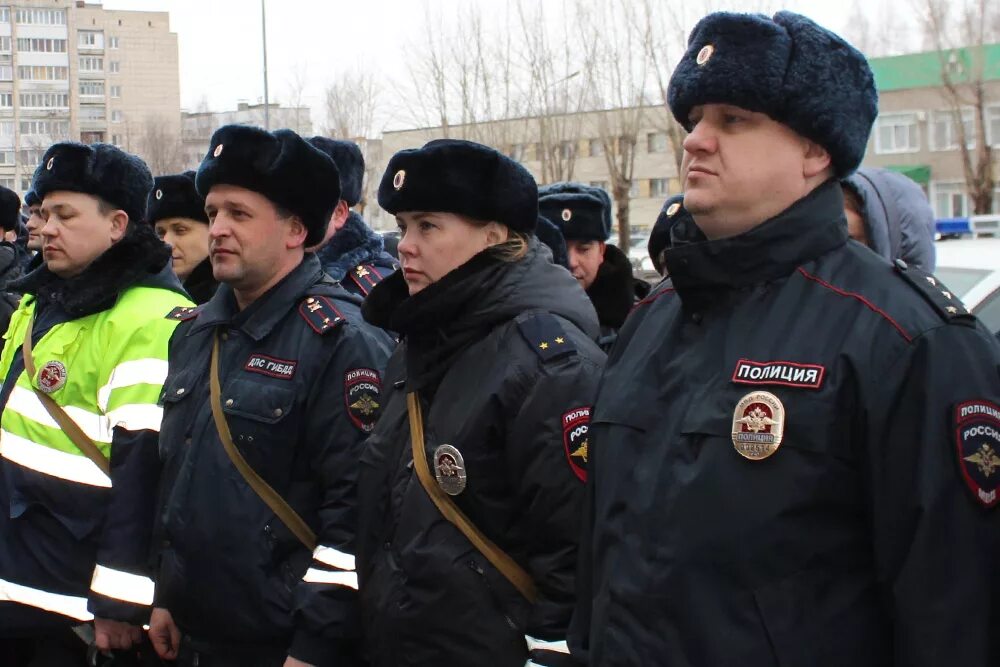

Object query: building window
[112,134,123,146]
[15,9,66,25]
[80,80,105,96]
[649,178,669,198]
[17,38,67,53]
[0,93,10,108]
[874,113,920,154]
[19,149,44,165]
[931,109,975,151]
[0,151,13,165]
[109,36,120,49]
[0,36,10,52]
[20,120,70,136]
[17,66,69,81]
[79,106,106,121]
[559,140,575,160]
[589,138,604,157]
[0,66,10,82]
[19,176,31,192]
[79,56,104,72]
[0,8,9,23]
[111,110,123,123]
[988,106,1000,148]
[647,131,668,153]
[932,181,968,218]
[109,61,120,74]
[78,31,105,49]
[110,85,121,98]
[629,180,640,198]
[20,93,69,109]
[0,178,13,189]
[0,122,11,138]
[508,144,525,161]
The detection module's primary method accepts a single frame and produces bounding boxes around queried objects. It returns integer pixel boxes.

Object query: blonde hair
[489,230,530,263]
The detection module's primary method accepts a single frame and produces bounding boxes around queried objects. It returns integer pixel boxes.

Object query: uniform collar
[191,254,324,341]
[664,180,847,295]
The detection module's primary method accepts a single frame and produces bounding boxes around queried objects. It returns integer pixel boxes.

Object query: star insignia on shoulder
[555,337,565,344]
[926,276,937,286]
[539,342,549,350]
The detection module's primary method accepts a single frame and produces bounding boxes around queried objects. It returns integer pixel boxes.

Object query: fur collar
[316,211,387,281]
[12,222,177,318]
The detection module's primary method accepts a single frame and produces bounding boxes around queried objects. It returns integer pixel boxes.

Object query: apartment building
[181,102,313,170]
[0,0,180,194]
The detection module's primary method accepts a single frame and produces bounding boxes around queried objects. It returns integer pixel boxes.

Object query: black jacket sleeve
[864,321,1000,667]
[288,322,392,665]
[505,345,603,667]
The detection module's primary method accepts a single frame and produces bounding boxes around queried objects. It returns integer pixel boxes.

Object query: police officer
[23,190,43,255]
[646,194,691,278]
[148,125,394,667]
[356,139,605,666]
[0,142,192,665]
[147,171,218,304]
[539,183,646,351]
[307,137,398,297]
[571,11,1000,666]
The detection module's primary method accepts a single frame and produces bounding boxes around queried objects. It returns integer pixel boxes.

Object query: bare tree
[917,0,997,214]
[285,63,309,134]
[323,68,385,213]
[134,114,185,176]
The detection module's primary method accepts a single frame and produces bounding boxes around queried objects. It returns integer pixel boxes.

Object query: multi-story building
[0,0,180,194]
[180,102,312,169]
[864,43,1000,219]
[368,44,1000,235]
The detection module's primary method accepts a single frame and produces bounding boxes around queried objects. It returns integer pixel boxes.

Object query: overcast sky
[102,0,906,132]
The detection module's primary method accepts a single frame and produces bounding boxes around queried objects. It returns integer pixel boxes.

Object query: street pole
[262,0,270,130]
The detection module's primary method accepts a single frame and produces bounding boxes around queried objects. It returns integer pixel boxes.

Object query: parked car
[934,238,1000,335]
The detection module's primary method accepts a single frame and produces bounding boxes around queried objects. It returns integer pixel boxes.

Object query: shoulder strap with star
[516,311,577,362]
[892,259,972,323]
[165,305,201,322]
[298,295,348,335]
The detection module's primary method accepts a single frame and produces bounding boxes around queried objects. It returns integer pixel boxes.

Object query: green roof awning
[886,164,930,186]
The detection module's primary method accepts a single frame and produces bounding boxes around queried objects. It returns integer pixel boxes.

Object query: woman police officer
[357,139,605,667]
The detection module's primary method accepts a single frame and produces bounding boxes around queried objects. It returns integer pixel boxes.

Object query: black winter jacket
[154,255,395,665]
[570,181,1000,667]
[357,241,605,667]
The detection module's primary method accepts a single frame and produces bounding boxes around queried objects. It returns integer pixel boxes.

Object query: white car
[933,238,1000,335]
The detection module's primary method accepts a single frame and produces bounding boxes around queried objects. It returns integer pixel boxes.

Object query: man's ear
[331,200,350,233]
[803,140,833,179]
[109,210,129,243]
[286,215,309,250]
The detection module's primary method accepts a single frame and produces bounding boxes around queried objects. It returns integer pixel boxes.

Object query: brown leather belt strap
[406,391,538,603]
[22,314,110,476]
[210,330,317,550]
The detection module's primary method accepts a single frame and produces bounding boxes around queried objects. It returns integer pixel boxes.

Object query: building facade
[0,0,180,193]
[181,102,312,170]
[367,44,1000,235]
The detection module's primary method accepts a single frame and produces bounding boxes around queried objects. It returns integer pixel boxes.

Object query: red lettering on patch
[731,359,826,390]
[244,354,297,380]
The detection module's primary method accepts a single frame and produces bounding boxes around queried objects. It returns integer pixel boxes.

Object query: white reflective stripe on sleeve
[6,386,112,443]
[525,636,570,654]
[0,430,111,487]
[106,403,164,433]
[301,568,359,589]
[90,564,155,606]
[0,577,94,621]
[97,358,170,412]
[312,545,356,571]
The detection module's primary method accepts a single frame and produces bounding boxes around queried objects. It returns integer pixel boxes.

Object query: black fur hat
[648,194,691,275]
[196,125,340,247]
[32,142,153,224]
[308,137,364,207]
[538,182,612,242]
[147,171,208,226]
[534,214,569,268]
[0,185,21,232]
[24,190,39,208]
[667,11,877,177]
[378,139,538,232]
